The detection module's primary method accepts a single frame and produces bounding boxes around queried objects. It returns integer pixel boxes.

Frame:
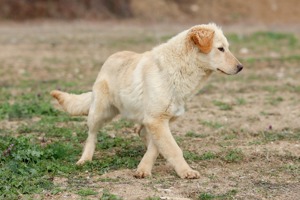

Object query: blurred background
[0,0,299,26]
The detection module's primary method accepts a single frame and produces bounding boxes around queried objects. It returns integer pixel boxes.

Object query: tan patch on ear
[190,28,215,54]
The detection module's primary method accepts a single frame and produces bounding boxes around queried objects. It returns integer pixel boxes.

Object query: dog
[51,23,243,179]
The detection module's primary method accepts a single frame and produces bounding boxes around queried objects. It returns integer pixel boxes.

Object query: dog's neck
[152,32,213,102]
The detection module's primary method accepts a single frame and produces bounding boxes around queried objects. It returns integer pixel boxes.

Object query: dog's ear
[190,28,215,54]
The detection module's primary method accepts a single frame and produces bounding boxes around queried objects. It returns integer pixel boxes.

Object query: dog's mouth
[217,68,230,75]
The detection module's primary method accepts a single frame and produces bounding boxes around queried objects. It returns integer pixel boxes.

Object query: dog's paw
[178,169,200,179]
[76,158,91,165]
[134,170,152,179]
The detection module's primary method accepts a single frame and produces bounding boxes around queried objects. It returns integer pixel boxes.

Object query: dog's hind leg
[134,127,159,178]
[76,81,118,165]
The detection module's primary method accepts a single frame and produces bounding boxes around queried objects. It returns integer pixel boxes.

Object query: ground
[0,22,299,200]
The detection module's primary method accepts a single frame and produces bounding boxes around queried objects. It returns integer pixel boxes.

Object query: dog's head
[188,23,243,75]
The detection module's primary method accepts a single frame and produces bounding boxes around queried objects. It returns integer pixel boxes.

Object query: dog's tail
[50,90,92,116]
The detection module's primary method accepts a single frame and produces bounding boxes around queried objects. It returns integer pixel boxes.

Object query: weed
[101,190,123,200]
[0,136,78,199]
[0,101,57,120]
[145,197,161,200]
[0,94,59,120]
[200,151,217,160]
[236,98,247,105]
[198,193,215,200]
[260,129,300,142]
[222,149,244,163]
[198,189,237,200]
[186,131,208,138]
[213,100,233,111]
[281,164,300,174]
[99,178,120,182]
[77,188,98,196]
[111,119,134,130]
[262,86,277,94]
[266,96,284,106]
[0,130,143,198]
[184,151,201,161]
[285,84,300,93]
[248,140,263,145]
[200,120,223,129]
[223,133,237,140]
[81,135,144,175]
[198,84,218,94]
[97,131,130,149]
[184,151,217,161]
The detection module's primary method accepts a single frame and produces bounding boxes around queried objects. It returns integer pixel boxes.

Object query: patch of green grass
[0,101,59,120]
[200,151,217,160]
[17,123,74,139]
[101,190,123,200]
[228,31,298,51]
[242,57,256,64]
[145,197,161,200]
[186,131,208,138]
[254,32,297,47]
[263,131,285,141]
[213,100,233,111]
[74,133,145,175]
[282,54,300,61]
[98,177,120,182]
[0,87,11,101]
[0,90,62,120]
[199,193,215,200]
[261,129,300,142]
[97,132,128,149]
[248,140,263,145]
[198,84,218,94]
[260,111,275,116]
[0,135,78,199]
[248,129,300,145]
[222,149,244,163]
[198,189,238,200]
[0,129,143,198]
[262,86,277,94]
[86,148,142,174]
[200,120,223,129]
[266,96,284,106]
[284,84,300,93]
[236,98,247,105]
[281,164,300,174]
[223,133,237,140]
[77,188,98,196]
[111,119,134,130]
[184,151,201,161]
[184,151,217,161]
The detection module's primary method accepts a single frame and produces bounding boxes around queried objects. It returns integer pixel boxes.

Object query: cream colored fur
[51,23,243,179]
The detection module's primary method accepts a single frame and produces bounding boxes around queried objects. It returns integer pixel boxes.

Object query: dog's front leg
[144,118,200,179]
[135,127,159,178]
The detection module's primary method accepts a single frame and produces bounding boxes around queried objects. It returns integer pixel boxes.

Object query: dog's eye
[218,47,225,52]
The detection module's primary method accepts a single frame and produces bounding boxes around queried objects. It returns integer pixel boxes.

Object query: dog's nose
[237,64,243,72]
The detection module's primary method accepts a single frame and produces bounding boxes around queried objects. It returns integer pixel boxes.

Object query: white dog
[51,23,243,179]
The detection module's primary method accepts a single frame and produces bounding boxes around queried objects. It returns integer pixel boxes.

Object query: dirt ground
[0,21,299,200]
